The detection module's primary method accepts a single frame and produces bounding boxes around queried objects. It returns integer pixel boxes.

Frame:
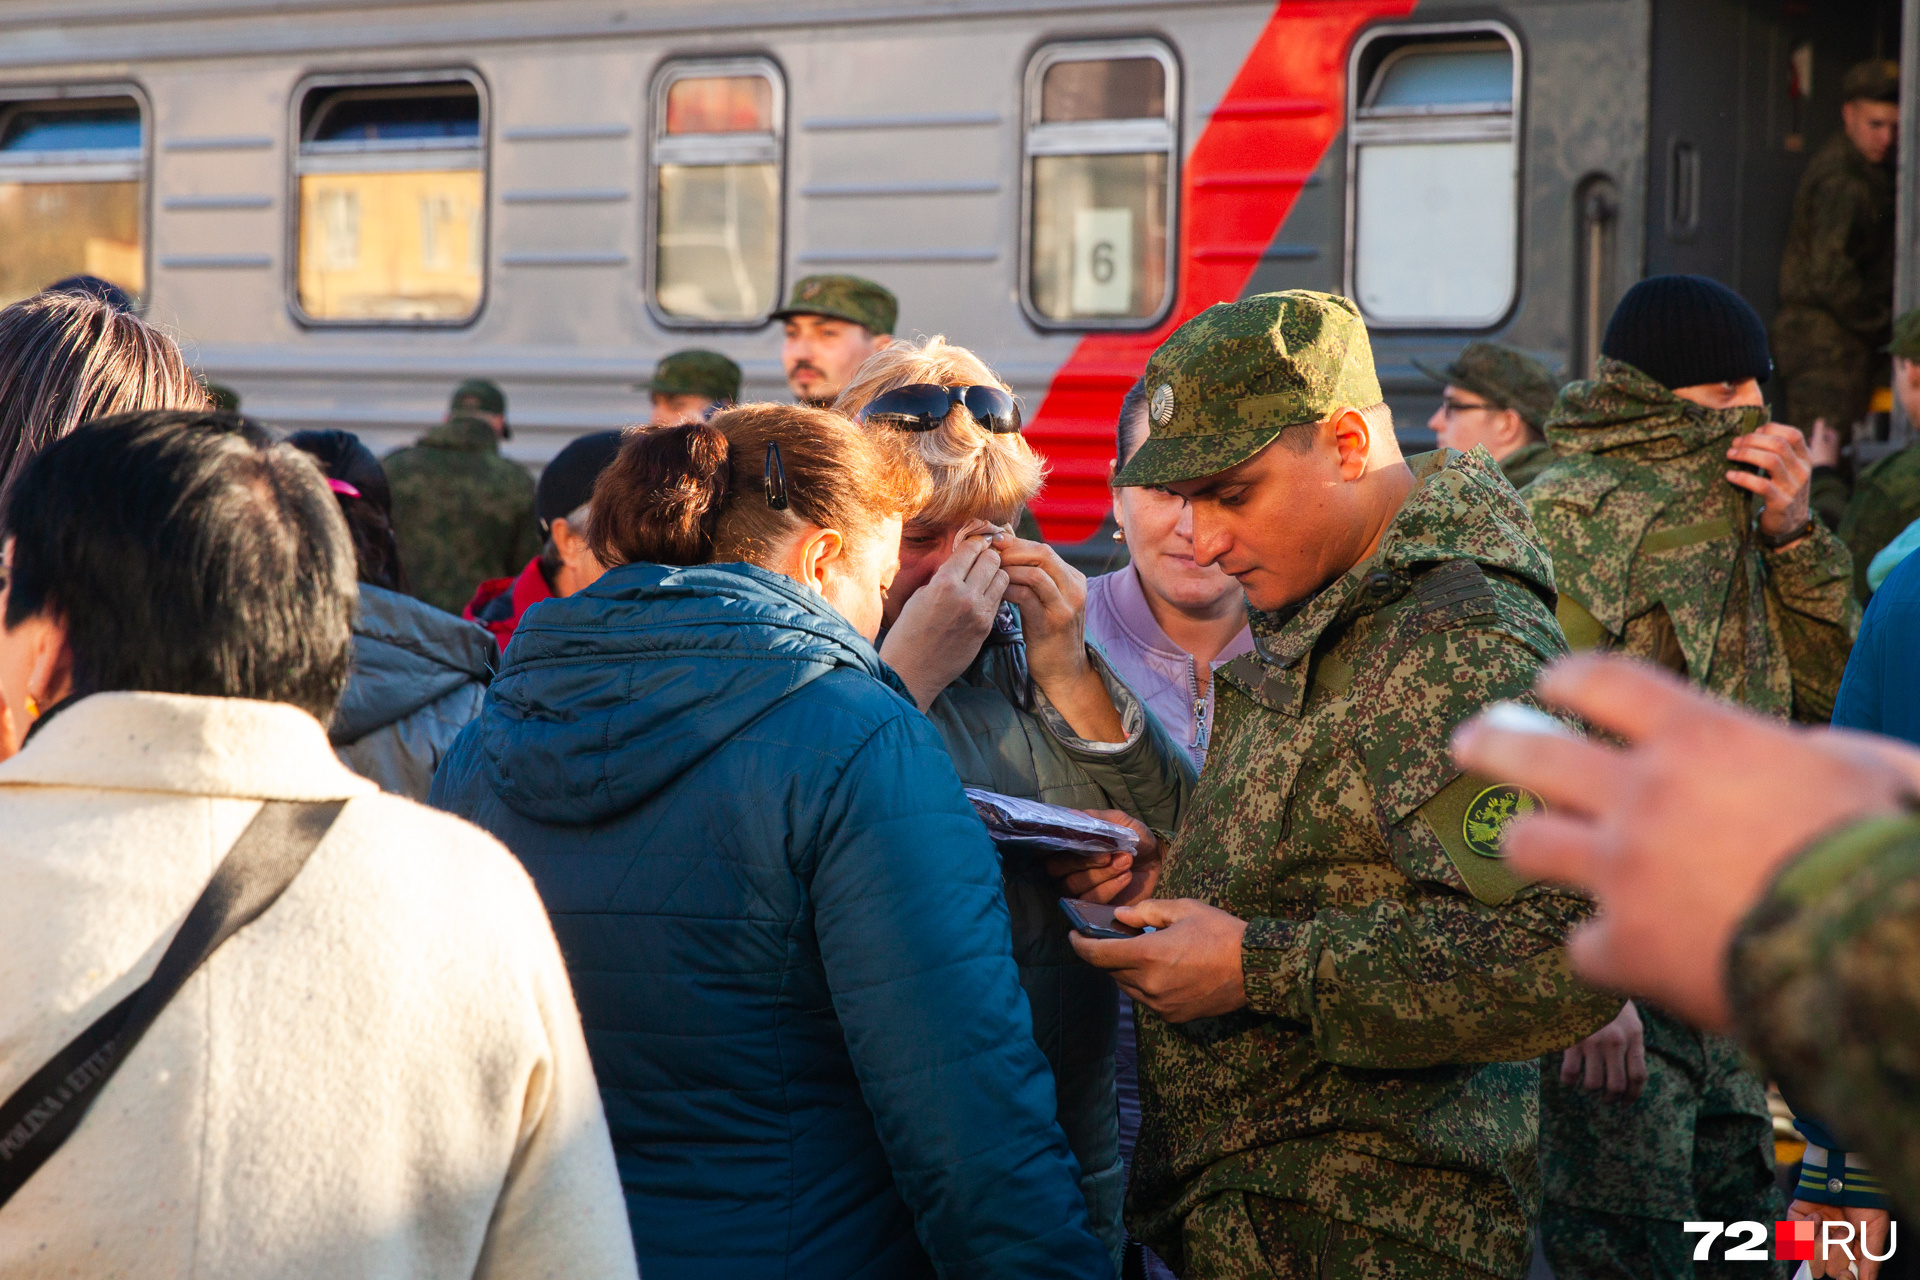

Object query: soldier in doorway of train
[773,273,896,406]
[1524,274,1859,1279]
[644,348,741,426]
[385,378,542,614]
[1417,341,1562,490]
[1056,289,1621,1280]
[1840,307,1920,598]
[1774,58,1900,530]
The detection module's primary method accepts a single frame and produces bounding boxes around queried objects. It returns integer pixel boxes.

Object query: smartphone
[1478,700,1578,740]
[1059,897,1149,940]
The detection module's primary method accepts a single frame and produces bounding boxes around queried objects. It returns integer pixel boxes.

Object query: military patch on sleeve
[1415,772,1544,905]
[1462,784,1541,856]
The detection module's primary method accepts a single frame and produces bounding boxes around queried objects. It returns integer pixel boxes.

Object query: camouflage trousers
[1175,1191,1514,1280]
[1539,1006,1786,1280]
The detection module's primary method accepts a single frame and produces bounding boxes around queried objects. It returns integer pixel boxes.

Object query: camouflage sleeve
[1728,813,1920,1211]
[1240,875,1616,1069]
[1764,521,1861,723]
[1239,620,1621,1068]
[1799,173,1893,340]
[1840,475,1918,602]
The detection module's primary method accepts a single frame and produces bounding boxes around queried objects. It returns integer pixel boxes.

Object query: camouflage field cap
[1842,58,1901,104]
[450,378,507,417]
[1112,290,1381,488]
[1888,307,1920,360]
[770,274,898,335]
[646,349,742,403]
[1413,342,1561,429]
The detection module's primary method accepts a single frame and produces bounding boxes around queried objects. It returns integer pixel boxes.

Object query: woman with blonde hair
[838,337,1195,1267]
[0,290,209,511]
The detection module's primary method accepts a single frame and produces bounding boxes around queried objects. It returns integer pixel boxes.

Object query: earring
[1111,528,1125,542]
[25,695,38,720]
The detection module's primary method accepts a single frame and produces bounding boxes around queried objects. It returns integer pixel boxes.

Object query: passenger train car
[0,0,1906,546]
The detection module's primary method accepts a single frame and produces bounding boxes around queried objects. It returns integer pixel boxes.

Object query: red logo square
[1777,1219,1817,1261]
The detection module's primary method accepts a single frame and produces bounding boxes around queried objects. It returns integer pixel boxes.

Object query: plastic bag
[964,787,1141,859]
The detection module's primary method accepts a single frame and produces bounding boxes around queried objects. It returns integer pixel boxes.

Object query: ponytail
[589,421,731,567]
[588,406,929,573]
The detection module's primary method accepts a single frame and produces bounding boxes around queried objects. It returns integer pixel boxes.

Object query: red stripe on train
[1025,0,1418,543]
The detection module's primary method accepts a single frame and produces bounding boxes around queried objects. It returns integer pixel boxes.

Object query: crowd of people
[1,59,1920,1280]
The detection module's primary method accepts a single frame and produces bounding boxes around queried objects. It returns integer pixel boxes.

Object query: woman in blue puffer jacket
[432,406,1111,1280]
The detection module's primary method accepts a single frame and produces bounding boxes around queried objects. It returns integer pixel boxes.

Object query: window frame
[1343,20,1524,332]
[644,55,787,332]
[1019,37,1181,334]
[285,67,491,331]
[0,82,152,311]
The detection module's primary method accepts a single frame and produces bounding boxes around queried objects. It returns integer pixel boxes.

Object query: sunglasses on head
[857,383,1022,435]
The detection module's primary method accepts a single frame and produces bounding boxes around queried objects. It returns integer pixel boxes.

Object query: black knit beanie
[1600,274,1772,390]
[537,429,624,527]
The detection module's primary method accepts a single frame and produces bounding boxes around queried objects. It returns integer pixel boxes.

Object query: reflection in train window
[294,76,485,325]
[1024,41,1178,330]
[650,60,784,327]
[0,95,145,309]
[1348,26,1520,329]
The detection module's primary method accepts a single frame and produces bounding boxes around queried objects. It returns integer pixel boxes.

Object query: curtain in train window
[295,79,485,324]
[0,97,145,309]
[1025,43,1177,329]
[650,62,783,325]
[1348,31,1519,328]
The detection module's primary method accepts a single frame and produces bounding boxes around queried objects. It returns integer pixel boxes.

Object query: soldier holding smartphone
[1060,291,1620,1280]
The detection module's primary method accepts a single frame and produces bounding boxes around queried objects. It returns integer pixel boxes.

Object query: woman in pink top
[1082,379,1252,1280]
[1084,380,1254,774]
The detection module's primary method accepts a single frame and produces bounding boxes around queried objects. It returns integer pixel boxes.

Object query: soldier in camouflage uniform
[645,349,741,426]
[1527,276,1859,1278]
[773,274,896,407]
[1062,291,1621,1280]
[385,378,542,614]
[1839,308,1920,599]
[1416,342,1561,490]
[1773,59,1899,505]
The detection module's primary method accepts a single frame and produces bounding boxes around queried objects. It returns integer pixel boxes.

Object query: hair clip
[763,442,790,511]
[327,478,363,499]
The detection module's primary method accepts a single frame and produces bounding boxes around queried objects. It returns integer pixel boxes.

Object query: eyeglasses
[1440,396,1501,418]
[857,383,1022,435]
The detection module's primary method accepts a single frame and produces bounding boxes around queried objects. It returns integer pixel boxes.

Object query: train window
[0,95,145,309]
[1347,26,1520,329]
[1023,41,1179,330]
[649,59,784,327]
[293,75,486,325]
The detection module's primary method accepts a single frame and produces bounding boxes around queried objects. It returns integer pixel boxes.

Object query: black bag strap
[0,798,346,1210]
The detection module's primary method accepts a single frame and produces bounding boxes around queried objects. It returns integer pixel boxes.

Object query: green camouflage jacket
[1729,813,1920,1211]
[1778,131,1896,345]
[1528,359,1858,722]
[1840,443,1920,600]
[1131,447,1619,1277]
[385,416,543,614]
